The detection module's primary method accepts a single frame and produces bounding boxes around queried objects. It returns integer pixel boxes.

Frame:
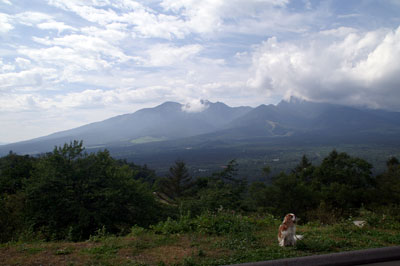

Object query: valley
[2,98,400,180]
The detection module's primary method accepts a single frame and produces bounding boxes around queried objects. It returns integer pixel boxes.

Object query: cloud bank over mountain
[248,26,400,110]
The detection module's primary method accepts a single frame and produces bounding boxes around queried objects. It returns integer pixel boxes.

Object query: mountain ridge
[1,98,400,157]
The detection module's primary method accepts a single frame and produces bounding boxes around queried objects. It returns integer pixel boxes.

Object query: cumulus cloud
[2,0,400,143]
[0,67,58,90]
[0,59,15,73]
[15,11,53,26]
[0,0,12,5]
[0,13,13,33]
[45,0,306,41]
[0,93,41,112]
[32,33,130,63]
[17,26,136,85]
[47,0,120,25]
[159,0,314,36]
[37,20,77,34]
[47,0,188,39]
[248,26,400,110]
[145,43,203,67]
[15,58,32,69]
[182,99,210,113]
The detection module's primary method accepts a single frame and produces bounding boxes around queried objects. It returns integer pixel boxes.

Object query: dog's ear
[283,214,291,223]
[282,214,289,223]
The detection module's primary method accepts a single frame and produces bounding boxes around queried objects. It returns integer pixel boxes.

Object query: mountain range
[2,98,400,176]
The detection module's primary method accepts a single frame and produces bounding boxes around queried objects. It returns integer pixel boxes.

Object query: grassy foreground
[1,213,400,266]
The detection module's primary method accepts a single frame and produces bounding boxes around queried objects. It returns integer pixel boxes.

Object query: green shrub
[151,212,194,234]
[195,212,255,235]
[88,226,109,242]
[250,213,280,228]
[361,205,400,229]
[129,225,147,237]
[151,211,256,236]
[23,142,161,241]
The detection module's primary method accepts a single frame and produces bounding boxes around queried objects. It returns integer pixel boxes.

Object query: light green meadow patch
[130,136,166,144]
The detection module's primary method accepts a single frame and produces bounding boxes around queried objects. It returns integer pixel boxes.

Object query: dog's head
[283,213,296,225]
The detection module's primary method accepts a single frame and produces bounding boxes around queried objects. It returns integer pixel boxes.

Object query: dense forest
[1,140,399,243]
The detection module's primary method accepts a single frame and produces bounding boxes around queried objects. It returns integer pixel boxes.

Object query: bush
[151,211,256,236]
[23,142,162,241]
[0,193,25,242]
[359,206,400,229]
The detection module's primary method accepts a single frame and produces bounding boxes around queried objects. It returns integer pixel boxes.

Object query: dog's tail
[295,235,304,240]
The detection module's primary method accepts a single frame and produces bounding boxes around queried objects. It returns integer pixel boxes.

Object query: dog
[278,213,303,246]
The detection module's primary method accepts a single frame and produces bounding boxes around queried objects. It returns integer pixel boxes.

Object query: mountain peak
[2,98,400,157]
[182,99,210,113]
[289,96,304,103]
[153,101,182,111]
[279,96,306,105]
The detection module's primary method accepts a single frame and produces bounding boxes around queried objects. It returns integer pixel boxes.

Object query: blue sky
[1,0,400,143]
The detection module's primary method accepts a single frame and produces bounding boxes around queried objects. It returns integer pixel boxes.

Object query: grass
[130,136,166,145]
[1,214,400,266]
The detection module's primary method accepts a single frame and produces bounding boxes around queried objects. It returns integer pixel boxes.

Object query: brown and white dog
[278,213,302,246]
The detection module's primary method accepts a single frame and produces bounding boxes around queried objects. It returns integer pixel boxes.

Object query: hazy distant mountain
[1,98,400,157]
[220,97,400,140]
[0,101,252,155]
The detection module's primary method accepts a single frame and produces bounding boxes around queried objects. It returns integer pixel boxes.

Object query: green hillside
[1,141,400,265]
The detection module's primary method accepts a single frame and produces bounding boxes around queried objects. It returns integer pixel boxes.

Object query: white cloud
[182,99,209,113]
[15,11,53,26]
[0,0,12,5]
[248,26,400,110]
[0,67,57,90]
[32,33,130,62]
[159,0,310,37]
[37,20,77,33]
[122,9,189,39]
[45,0,303,41]
[161,0,224,34]
[18,28,135,84]
[81,24,128,43]
[47,0,120,25]
[320,26,358,37]
[0,93,40,112]
[0,13,13,33]
[0,58,15,72]
[15,57,31,69]
[2,0,400,143]
[146,43,203,66]
[19,45,110,80]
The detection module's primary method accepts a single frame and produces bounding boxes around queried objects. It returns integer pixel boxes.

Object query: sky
[1,0,400,143]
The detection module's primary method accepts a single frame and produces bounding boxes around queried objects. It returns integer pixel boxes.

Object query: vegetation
[1,211,400,265]
[0,141,160,242]
[1,140,400,265]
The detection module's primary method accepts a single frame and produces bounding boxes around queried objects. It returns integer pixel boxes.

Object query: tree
[117,160,157,184]
[0,152,35,194]
[248,151,375,219]
[157,160,193,203]
[386,156,399,170]
[292,155,312,174]
[0,152,34,242]
[213,159,239,182]
[312,150,374,211]
[265,172,318,217]
[179,160,248,214]
[24,141,160,240]
[375,157,400,205]
[262,165,271,177]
